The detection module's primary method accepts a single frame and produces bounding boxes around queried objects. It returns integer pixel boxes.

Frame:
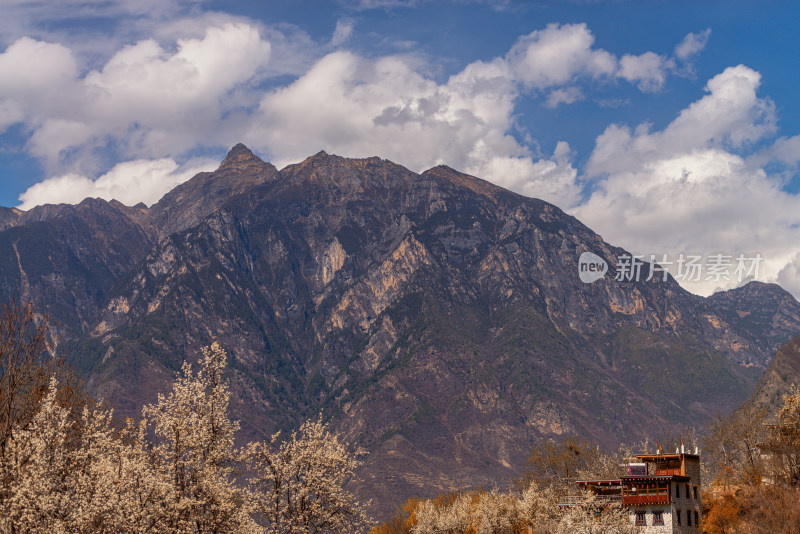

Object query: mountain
[706,282,800,368]
[746,334,800,416]
[1,144,798,517]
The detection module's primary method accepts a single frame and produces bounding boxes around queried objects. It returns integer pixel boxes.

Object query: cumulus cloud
[17,157,217,209]
[0,37,81,124]
[0,23,271,173]
[508,23,617,89]
[574,65,799,296]
[469,141,581,208]
[505,23,695,95]
[674,29,711,60]
[619,52,672,92]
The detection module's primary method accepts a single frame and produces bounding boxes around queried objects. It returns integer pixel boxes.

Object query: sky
[1,0,800,297]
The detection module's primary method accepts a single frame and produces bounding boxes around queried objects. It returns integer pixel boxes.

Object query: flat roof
[636,453,699,461]
[621,475,690,482]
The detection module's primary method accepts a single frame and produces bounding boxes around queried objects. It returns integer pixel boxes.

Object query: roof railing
[558,494,623,506]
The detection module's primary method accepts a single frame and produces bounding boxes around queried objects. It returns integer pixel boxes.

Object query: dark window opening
[653,510,664,526]
[635,511,646,526]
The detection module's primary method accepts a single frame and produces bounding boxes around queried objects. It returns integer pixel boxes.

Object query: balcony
[558,495,623,506]
[623,494,670,505]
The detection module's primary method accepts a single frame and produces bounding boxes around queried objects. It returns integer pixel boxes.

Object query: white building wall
[628,505,672,534]
[669,481,701,534]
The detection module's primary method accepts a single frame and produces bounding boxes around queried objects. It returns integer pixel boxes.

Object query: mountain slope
[746,334,800,416]
[0,145,797,517]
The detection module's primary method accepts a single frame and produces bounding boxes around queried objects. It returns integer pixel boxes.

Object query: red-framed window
[635,511,646,526]
[653,510,664,525]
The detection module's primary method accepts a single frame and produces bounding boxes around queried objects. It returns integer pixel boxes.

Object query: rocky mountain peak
[149,144,277,237]
[217,143,272,175]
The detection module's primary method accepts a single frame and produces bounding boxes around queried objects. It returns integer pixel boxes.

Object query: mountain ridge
[2,144,799,517]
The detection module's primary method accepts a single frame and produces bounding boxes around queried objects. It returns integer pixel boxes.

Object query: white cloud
[506,23,687,98]
[83,23,270,152]
[508,23,617,89]
[574,65,800,296]
[1,23,271,173]
[0,37,81,124]
[0,99,24,133]
[778,255,800,298]
[246,50,584,206]
[675,29,711,60]
[470,141,581,208]
[749,134,800,168]
[546,86,584,108]
[619,52,672,92]
[17,157,217,209]
[331,18,355,46]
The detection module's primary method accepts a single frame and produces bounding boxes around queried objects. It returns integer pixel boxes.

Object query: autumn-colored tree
[370,497,422,534]
[704,403,768,488]
[764,384,800,485]
[703,492,742,533]
[522,435,604,492]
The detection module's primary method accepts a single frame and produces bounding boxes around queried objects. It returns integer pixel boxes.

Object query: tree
[522,434,618,494]
[246,416,370,533]
[0,300,53,457]
[141,342,256,533]
[703,492,742,533]
[0,338,369,533]
[704,403,768,488]
[0,376,73,531]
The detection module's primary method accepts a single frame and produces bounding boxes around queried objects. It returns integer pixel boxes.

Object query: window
[677,510,682,526]
[674,484,679,498]
[635,511,646,526]
[695,510,699,526]
[653,510,664,525]
[685,484,690,499]
[693,486,698,499]
[688,510,692,526]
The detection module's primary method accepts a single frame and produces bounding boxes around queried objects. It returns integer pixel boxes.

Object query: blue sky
[2,0,800,297]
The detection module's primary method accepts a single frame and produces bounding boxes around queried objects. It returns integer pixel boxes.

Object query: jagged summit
[149,143,277,237]
[217,143,272,175]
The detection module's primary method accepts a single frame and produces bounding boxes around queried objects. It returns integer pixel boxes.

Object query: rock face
[746,334,800,417]
[1,145,798,518]
[705,282,800,368]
